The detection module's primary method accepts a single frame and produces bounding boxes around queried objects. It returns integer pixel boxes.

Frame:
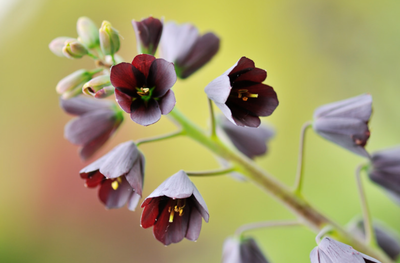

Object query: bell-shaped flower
[218,115,275,159]
[222,237,270,263]
[310,237,380,263]
[60,96,123,160]
[312,94,372,158]
[159,21,220,79]
[140,170,209,245]
[348,219,400,260]
[132,16,163,55]
[205,57,278,128]
[80,141,145,211]
[368,146,400,204]
[110,54,177,126]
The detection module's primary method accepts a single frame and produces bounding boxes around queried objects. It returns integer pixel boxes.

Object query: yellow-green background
[1,0,400,262]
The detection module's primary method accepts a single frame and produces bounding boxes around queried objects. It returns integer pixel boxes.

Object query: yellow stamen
[238,89,258,101]
[168,199,186,223]
[111,181,119,190]
[137,87,150,96]
[169,207,175,223]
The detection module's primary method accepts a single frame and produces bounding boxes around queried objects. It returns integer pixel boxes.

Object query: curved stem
[136,129,184,147]
[87,52,99,60]
[293,121,312,195]
[208,99,217,138]
[111,54,117,65]
[187,167,235,177]
[355,163,377,246]
[235,220,301,236]
[168,107,393,263]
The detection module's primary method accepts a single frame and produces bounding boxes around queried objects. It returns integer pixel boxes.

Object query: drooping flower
[132,17,163,55]
[110,54,177,126]
[60,96,123,160]
[160,21,220,79]
[368,146,400,204]
[140,170,209,245]
[218,115,275,159]
[348,219,400,260]
[222,237,270,263]
[310,237,380,263]
[80,141,145,210]
[312,94,372,158]
[205,57,278,128]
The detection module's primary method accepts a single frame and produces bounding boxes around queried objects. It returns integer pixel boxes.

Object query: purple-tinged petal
[98,141,139,179]
[84,171,104,188]
[229,57,255,77]
[79,146,119,175]
[153,200,174,245]
[110,62,139,94]
[158,89,176,115]
[222,237,270,263]
[60,96,113,116]
[132,17,163,55]
[141,198,160,228]
[131,54,155,79]
[204,71,232,104]
[127,192,141,211]
[222,238,242,263]
[98,177,133,209]
[124,152,145,196]
[192,187,209,222]
[115,89,133,113]
[234,68,267,83]
[130,98,162,126]
[166,205,190,244]
[227,102,261,128]
[148,58,177,98]
[147,170,195,199]
[185,207,202,241]
[79,129,116,161]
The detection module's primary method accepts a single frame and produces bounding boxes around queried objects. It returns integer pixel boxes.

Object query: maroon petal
[98,177,133,209]
[234,68,266,83]
[110,62,139,94]
[84,171,104,188]
[60,96,113,116]
[185,206,203,241]
[141,198,160,228]
[132,17,163,55]
[115,89,133,113]
[124,153,145,196]
[167,204,190,244]
[148,58,177,98]
[229,57,255,77]
[130,98,162,126]
[153,200,174,245]
[158,89,176,115]
[226,102,261,128]
[131,54,155,79]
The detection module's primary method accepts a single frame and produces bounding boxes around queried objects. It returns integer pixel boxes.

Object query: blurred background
[2,0,400,262]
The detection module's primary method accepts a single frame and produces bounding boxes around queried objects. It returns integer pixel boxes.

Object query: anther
[238,89,258,101]
[137,87,150,96]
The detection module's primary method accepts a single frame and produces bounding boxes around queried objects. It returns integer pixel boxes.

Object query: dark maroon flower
[140,170,209,245]
[160,21,220,79]
[222,237,270,263]
[80,141,145,210]
[368,146,400,204]
[110,54,177,126]
[313,94,372,158]
[219,115,275,159]
[205,57,278,128]
[60,96,123,160]
[132,17,163,56]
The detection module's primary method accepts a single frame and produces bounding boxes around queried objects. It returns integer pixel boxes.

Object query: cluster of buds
[50,14,400,263]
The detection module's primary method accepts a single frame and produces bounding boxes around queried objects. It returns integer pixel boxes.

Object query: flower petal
[185,206,203,241]
[166,204,189,244]
[115,89,133,113]
[147,170,195,199]
[229,57,255,77]
[226,102,261,128]
[130,98,162,126]
[98,177,133,209]
[240,238,271,263]
[158,89,176,115]
[147,58,177,98]
[124,152,145,196]
[141,198,160,228]
[60,96,113,116]
[84,171,104,188]
[204,73,232,104]
[132,17,163,55]
[110,62,141,95]
[153,200,174,245]
[234,67,266,83]
[127,192,141,211]
[131,54,155,80]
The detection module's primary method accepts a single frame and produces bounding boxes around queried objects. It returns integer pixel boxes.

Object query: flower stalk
[186,167,236,177]
[235,220,301,236]
[293,121,312,195]
[136,129,184,147]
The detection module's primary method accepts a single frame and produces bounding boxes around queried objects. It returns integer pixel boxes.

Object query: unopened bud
[62,40,88,59]
[77,17,99,49]
[99,20,120,56]
[82,75,114,98]
[49,37,74,57]
[56,68,102,99]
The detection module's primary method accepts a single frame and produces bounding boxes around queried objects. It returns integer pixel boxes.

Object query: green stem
[355,163,377,247]
[208,99,217,138]
[293,121,312,195]
[87,52,99,60]
[235,220,301,236]
[187,167,236,177]
[111,54,117,66]
[136,129,184,147]
[168,107,393,263]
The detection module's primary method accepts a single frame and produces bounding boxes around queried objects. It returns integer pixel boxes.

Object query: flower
[76,17,99,49]
[348,219,400,260]
[60,96,123,160]
[140,170,209,245]
[368,146,400,204]
[218,115,275,159]
[205,57,278,128]
[110,54,177,126]
[132,17,163,55]
[160,21,220,79]
[80,141,145,210]
[313,94,372,158]
[222,237,270,263]
[310,237,380,263]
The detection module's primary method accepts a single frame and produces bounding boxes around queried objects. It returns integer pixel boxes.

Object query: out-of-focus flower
[49,36,74,57]
[222,237,270,263]
[348,219,400,260]
[60,96,123,160]
[132,17,163,55]
[56,68,102,99]
[82,74,114,98]
[310,237,380,263]
[80,141,145,210]
[77,17,99,49]
[368,146,400,204]
[312,94,372,158]
[160,21,220,79]
[205,57,278,128]
[140,170,209,245]
[218,115,275,159]
[62,39,88,59]
[110,54,177,126]
[99,20,120,56]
